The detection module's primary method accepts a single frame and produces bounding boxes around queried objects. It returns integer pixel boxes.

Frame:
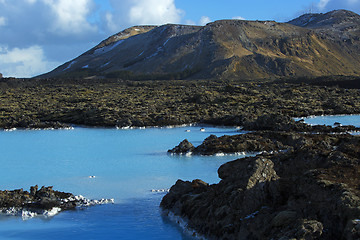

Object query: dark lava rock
[188,133,286,155]
[161,133,360,239]
[243,113,360,133]
[169,116,360,156]
[0,186,75,211]
[0,185,114,218]
[243,114,302,131]
[168,139,195,154]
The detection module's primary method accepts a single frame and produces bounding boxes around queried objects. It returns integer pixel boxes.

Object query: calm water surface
[0,126,241,240]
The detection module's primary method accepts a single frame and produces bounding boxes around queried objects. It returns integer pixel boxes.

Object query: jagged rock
[167,139,195,154]
[243,114,301,131]
[0,186,114,219]
[161,132,360,239]
[30,185,38,196]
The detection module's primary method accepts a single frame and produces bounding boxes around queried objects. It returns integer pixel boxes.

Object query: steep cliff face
[40,10,360,80]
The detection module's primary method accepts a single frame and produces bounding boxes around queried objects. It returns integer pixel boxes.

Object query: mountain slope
[40,10,360,80]
[288,9,360,39]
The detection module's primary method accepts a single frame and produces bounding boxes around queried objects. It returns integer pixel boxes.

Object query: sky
[0,0,360,78]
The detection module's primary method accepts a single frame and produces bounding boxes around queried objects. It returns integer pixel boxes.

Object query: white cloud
[318,0,330,10]
[0,45,60,78]
[25,0,37,4]
[105,12,118,33]
[232,16,245,20]
[199,16,211,26]
[317,0,360,11]
[0,0,112,77]
[42,0,97,35]
[0,16,6,26]
[0,0,186,77]
[128,0,183,25]
[107,0,183,32]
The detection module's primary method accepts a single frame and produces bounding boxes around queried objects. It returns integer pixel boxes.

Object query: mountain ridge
[39,10,360,80]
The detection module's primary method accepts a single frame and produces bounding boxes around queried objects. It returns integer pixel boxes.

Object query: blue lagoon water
[1,114,359,240]
[0,126,241,240]
[296,114,360,127]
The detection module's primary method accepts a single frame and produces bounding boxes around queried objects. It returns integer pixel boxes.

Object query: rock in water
[168,139,195,155]
[0,186,114,219]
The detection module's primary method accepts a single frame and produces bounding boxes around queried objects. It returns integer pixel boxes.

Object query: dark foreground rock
[0,186,114,219]
[162,133,360,239]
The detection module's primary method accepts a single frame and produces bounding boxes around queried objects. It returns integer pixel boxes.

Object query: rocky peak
[288,9,360,40]
[288,10,360,28]
[92,25,157,50]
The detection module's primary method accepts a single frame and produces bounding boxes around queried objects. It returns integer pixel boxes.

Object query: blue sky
[0,0,359,77]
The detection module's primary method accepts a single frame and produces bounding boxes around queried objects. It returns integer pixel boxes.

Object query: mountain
[39,10,360,80]
[288,9,360,40]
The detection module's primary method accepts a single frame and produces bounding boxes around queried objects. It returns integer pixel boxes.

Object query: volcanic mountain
[40,10,360,80]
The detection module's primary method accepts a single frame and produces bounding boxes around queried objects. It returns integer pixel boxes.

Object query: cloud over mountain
[106,0,183,32]
[43,0,97,35]
[318,0,360,11]
[0,45,60,78]
[0,0,186,77]
[0,0,102,77]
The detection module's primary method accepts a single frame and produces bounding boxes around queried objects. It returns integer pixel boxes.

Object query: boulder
[167,139,194,154]
[271,211,298,227]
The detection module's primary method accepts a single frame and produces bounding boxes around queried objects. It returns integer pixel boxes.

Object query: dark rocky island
[163,121,360,239]
[0,185,114,219]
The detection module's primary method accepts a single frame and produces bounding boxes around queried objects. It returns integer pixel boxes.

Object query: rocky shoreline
[168,114,360,156]
[0,186,114,220]
[162,121,360,239]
